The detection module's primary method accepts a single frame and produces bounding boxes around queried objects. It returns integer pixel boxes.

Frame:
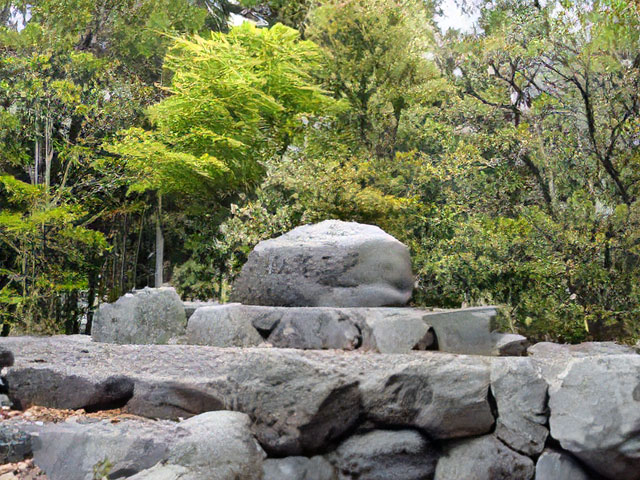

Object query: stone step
[1,336,638,480]
[93,288,527,356]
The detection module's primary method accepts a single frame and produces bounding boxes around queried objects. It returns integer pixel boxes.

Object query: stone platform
[1,336,639,480]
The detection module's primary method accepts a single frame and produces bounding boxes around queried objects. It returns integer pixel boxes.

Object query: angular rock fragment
[230,220,414,307]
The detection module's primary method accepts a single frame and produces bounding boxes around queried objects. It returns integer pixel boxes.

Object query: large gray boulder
[263,457,336,480]
[434,435,535,480]
[230,220,414,307]
[1,336,495,455]
[327,429,438,480]
[491,357,549,455]
[534,449,593,480]
[185,304,263,347]
[92,287,186,344]
[548,354,640,480]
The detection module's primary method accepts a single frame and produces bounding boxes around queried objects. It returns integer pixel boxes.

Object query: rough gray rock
[185,305,263,347]
[492,332,529,356]
[263,456,336,480]
[27,417,175,480]
[230,220,414,307]
[548,354,640,480]
[534,449,593,480]
[423,307,498,355]
[360,354,494,439]
[434,435,535,480]
[327,429,438,480]
[266,309,361,350]
[1,336,495,455]
[491,357,548,455]
[92,287,186,345]
[167,411,265,480]
[0,423,32,464]
[359,308,434,353]
[0,345,14,367]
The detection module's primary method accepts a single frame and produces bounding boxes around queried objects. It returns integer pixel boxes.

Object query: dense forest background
[0,0,638,343]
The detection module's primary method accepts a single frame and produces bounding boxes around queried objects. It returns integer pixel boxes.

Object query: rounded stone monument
[230,220,414,307]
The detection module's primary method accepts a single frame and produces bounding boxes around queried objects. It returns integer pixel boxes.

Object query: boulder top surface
[254,220,405,248]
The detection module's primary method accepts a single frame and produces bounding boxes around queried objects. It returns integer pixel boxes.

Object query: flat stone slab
[0,336,494,456]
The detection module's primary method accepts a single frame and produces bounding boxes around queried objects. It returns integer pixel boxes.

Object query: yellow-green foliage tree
[109,23,337,286]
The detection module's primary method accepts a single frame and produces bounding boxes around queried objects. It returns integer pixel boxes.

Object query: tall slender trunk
[44,114,53,191]
[85,264,97,335]
[120,213,128,293]
[132,212,145,289]
[155,193,164,287]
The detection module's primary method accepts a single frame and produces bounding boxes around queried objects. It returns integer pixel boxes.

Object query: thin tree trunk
[120,213,128,293]
[132,212,145,289]
[155,194,164,287]
[85,264,97,335]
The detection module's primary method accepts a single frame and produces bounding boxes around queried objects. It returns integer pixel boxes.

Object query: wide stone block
[230,220,414,307]
[1,336,495,456]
